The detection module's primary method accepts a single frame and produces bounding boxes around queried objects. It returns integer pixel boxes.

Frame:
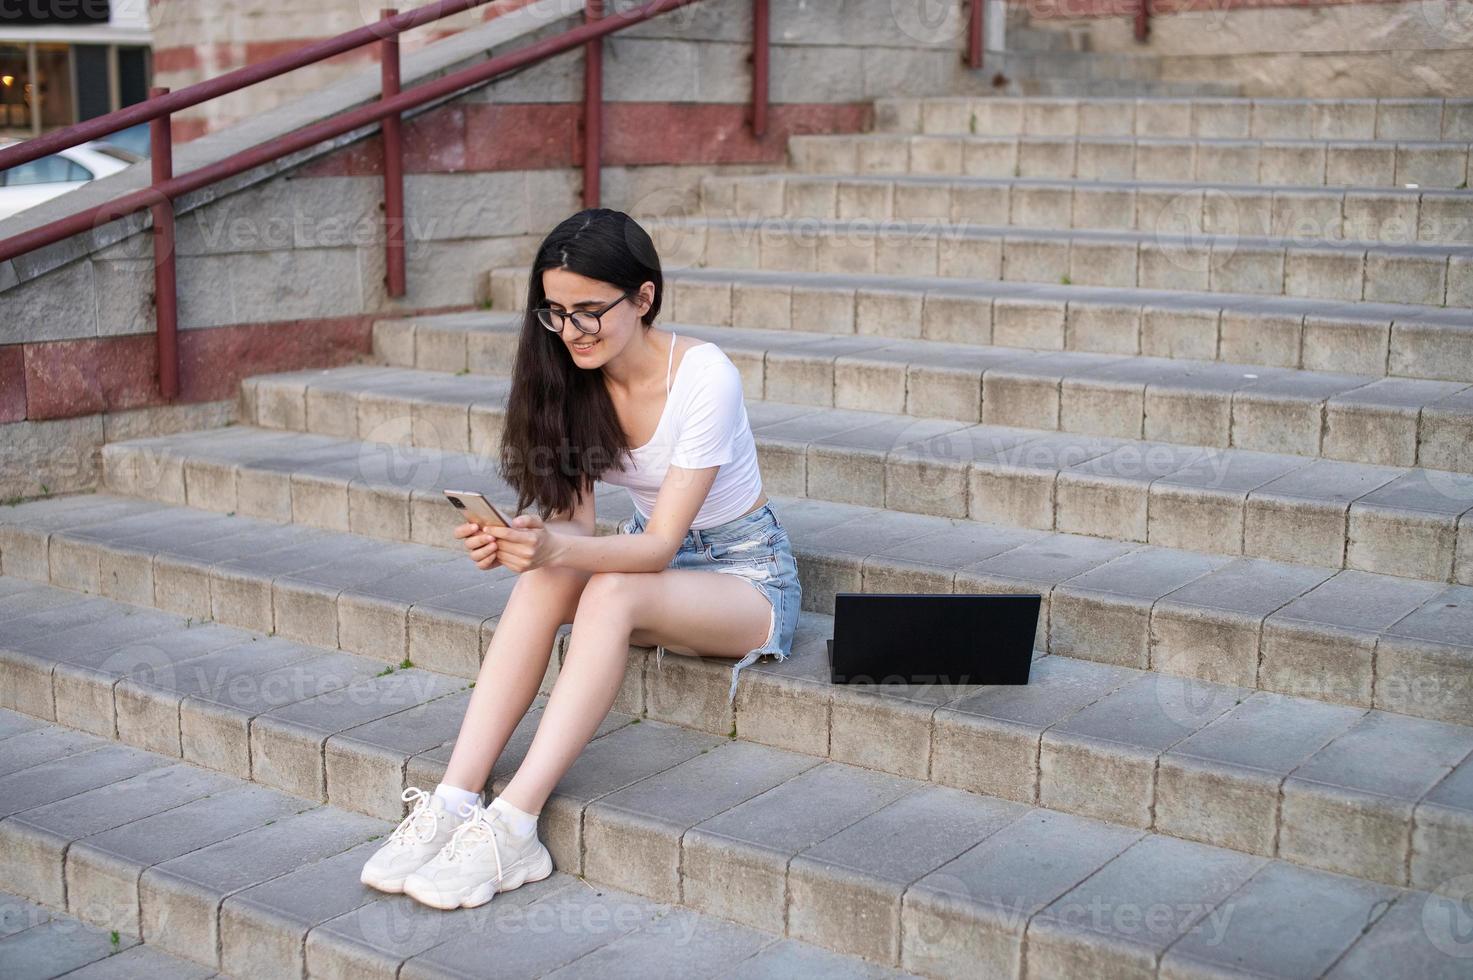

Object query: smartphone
[444,490,513,528]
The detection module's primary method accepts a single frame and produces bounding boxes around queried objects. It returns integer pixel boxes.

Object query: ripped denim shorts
[617,500,802,705]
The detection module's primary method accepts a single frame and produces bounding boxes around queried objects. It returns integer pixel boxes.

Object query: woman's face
[540,267,651,368]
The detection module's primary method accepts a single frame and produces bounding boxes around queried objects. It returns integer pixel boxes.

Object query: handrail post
[750,0,768,137]
[583,0,603,208]
[149,86,179,401]
[968,0,984,70]
[1135,0,1151,41]
[381,8,406,298]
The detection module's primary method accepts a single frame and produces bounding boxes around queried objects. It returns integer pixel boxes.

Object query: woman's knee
[577,570,636,605]
[509,564,594,623]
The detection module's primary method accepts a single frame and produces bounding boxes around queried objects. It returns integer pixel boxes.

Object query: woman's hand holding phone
[457,513,563,573]
[455,521,501,570]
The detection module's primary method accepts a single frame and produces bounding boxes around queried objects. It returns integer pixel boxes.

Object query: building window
[0,41,149,137]
[0,43,30,131]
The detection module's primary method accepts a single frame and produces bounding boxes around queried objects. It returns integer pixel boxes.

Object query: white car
[0,139,142,221]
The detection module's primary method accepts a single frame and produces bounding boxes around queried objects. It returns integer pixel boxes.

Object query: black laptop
[826,592,1040,686]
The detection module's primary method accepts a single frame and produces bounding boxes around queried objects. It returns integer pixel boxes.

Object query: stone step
[871,96,1473,143]
[48,427,1473,725]
[0,595,1469,977]
[787,132,1473,190]
[637,216,1473,308]
[0,884,225,979]
[698,172,1471,246]
[397,303,1473,474]
[228,355,1473,583]
[0,707,918,979]
[489,264,1473,386]
[1007,77,1246,100]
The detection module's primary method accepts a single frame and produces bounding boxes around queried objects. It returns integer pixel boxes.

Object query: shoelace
[384,786,445,849]
[438,802,506,885]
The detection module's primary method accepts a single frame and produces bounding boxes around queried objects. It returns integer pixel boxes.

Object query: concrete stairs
[0,553,1468,978]
[0,701,915,979]
[957,12,1244,98]
[4,92,1473,977]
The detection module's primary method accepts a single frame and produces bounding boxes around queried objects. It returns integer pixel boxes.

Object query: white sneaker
[402,801,554,909]
[360,786,475,893]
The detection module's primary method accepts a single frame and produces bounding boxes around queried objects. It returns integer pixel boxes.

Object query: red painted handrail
[751,0,768,136]
[968,0,984,70]
[0,0,761,402]
[380,7,406,299]
[583,0,603,208]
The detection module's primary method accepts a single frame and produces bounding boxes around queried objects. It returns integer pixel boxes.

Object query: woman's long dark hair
[498,208,663,521]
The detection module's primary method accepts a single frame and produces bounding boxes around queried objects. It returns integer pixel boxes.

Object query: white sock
[488,795,539,838]
[433,782,481,817]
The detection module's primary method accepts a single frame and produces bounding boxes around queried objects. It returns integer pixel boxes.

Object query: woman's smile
[571,340,598,354]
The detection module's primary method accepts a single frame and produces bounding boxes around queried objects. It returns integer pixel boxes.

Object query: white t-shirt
[599,336,764,529]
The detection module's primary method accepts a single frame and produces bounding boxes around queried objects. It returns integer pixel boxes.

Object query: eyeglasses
[535,289,634,336]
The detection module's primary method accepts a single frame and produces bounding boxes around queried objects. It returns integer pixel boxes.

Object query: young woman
[360,207,802,909]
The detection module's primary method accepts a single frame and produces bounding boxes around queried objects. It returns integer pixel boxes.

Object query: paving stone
[63,782,312,935]
[1260,570,1447,708]
[535,902,775,980]
[490,717,723,877]
[111,635,323,764]
[0,741,164,821]
[787,784,1026,963]
[1039,672,1248,828]
[1279,710,1473,884]
[218,839,388,978]
[1150,557,1334,689]
[0,907,146,979]
[900,807,1142,977]
[1244,458,1404,568]
[395,877,660,979]
[1026,834,1266,978]
[1155,691,1365,855]
[1347,468,1473,581]
[1326,889,1473,979]
[0,757,238,909]
[138,804,381,964]
[1050,547,1229,670]
[1157,861,1400,980]
[582,739,817,903]
[1375,583,1473,725]
[682,762,915,934]
[1413,751,1473,889]
[323,689,475,820]
[931,655,1132,802]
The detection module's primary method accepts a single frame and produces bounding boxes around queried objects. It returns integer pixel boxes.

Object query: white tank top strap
[666,331,677,395]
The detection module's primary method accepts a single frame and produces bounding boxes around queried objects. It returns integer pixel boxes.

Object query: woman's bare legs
[497,566,772,814]
[437,564,594,797]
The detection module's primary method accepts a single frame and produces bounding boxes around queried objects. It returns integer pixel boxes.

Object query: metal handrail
[968,0,984,70]
[0,0,499,173]
[0,0,735,402]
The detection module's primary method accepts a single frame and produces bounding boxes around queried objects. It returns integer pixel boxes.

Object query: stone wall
[1021,0,1473,97]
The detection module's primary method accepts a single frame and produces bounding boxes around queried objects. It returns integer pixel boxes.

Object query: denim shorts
[616,501,802,704]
